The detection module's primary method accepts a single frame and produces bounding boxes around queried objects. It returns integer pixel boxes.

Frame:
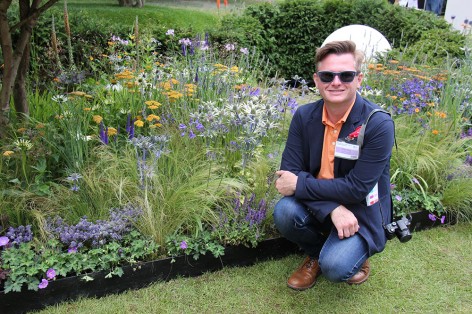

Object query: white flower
[105,83,123,92]
[166,29,175,36]
[240,47,249,55]
[52,95,68,103]
[13,139,33,151]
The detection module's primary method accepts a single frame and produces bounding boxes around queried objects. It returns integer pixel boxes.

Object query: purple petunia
[38,279,49,289]
[180,241,188,250]
[0,236,9,246]
[46,268,56,280]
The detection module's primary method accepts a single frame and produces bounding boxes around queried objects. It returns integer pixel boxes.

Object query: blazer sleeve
[295,114,394,204]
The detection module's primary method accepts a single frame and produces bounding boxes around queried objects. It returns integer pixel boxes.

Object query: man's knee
[273,197,305,233]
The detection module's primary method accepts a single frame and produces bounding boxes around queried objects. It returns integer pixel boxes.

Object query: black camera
[384,216,412,243]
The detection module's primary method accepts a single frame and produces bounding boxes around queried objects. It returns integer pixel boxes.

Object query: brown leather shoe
[287,256,321,291]
[347,259,370,285]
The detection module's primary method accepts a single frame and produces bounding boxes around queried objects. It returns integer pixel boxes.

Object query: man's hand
[330,205,360,239]
[275,170,297,196]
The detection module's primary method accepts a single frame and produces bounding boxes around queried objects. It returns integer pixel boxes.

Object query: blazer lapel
[334,93,366,177]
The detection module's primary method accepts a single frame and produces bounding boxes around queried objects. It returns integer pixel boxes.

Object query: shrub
[211,0,464,80]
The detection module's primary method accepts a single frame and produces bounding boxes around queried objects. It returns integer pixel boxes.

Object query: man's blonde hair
[315,40,364,72]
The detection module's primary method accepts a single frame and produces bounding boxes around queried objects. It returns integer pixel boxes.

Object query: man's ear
[313,73,318,88]
[356,72,364,88]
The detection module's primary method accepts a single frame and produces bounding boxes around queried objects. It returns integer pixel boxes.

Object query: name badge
[334,140,360,160]
[366,183,379,206]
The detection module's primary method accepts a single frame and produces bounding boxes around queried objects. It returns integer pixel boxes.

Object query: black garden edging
[0,210,456,314]
[0,237,300,314]
[407,210,456,232]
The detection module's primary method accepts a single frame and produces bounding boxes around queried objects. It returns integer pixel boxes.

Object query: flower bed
[0,237,299,314]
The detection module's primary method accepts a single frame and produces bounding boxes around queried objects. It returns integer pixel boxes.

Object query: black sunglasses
[316,71,358,83]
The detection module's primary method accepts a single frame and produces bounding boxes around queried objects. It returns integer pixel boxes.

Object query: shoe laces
[304,258,316,269]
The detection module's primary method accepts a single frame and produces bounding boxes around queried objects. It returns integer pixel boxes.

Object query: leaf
[113,267,124,277]
[81,275,94,282]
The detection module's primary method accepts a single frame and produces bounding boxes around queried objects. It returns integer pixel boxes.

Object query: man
[274,40,394,290]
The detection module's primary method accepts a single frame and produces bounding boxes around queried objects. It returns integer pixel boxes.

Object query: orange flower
[432,130,439,135]
[107,127,117,136]
[93,115,103,124]
[414,108,420,113]
[3,151,14,157]
[134,120,144,127]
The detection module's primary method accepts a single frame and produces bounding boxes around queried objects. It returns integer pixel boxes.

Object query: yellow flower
[432,130,439,135]
[83,107,92,111]
[414,108,420,113]
[145,100,161,107]
[69,91,86,96]
[17,128,27,133]
[148,105,159,110]
[230,66,239,73]
[146,114,160,122]
[89,56,94,61]
[93,115,103,124]
[107,127,117,136]
[389,60,399,64]
[134,120,144,127]
[154,123,162,128]
[3,151,14,157]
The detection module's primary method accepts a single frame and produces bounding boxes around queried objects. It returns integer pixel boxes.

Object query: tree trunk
[0,0,59,137]
[13,43,31,117]
[118,0,144,7]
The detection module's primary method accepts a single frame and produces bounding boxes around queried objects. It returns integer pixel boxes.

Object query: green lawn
[56,0,221,33]
[37,222,472,313]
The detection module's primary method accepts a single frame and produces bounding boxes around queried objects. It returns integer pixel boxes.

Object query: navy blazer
[281,93,395,256]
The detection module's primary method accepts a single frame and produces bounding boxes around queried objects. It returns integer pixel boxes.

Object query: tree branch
[11,0,59,31]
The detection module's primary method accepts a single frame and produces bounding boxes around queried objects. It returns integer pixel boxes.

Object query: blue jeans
[273,196,369,282]
[425,0,443,15]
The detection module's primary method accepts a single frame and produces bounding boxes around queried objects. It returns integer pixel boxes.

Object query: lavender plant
[45,204,142,250]
[213,193,268,248]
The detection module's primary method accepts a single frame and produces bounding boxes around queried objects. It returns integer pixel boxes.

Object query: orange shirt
[317,101,355,179]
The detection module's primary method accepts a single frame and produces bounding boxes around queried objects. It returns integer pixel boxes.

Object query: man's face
[313,53,363,107]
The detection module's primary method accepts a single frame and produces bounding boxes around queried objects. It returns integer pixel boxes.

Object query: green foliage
[165,229,224,261]
[0,231,159,293]
[392,188,444,218]
[212,0,464,80]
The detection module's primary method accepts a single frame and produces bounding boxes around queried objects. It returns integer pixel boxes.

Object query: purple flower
[46,268,56,280]
[224,43,235,51]
[188,130,196,139]
[38,279,49,289]
[68,247,78,253]
[240,47,249,55]
[412,177,420,185]
[440,215,446,224]
[395,195,402,202]
[180,240,187,250]
[428,213,437,221]
[0,236,9,246]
